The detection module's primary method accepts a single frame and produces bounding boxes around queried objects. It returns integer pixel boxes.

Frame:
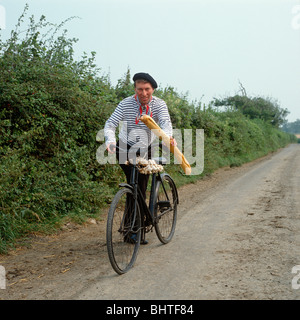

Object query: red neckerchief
[134,94,153,124]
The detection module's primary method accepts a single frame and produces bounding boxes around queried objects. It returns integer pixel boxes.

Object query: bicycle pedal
[124,233,137,244]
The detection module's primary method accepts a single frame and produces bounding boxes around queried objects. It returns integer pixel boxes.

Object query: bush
[0,7,122,252]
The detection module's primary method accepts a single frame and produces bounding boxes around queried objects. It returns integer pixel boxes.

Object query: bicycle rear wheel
[154,174,178,244]
[106,188,141,274]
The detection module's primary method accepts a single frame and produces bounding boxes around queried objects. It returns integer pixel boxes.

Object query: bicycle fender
[118,183,133,190]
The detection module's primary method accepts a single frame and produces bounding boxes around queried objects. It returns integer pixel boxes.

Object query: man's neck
[135,95,152,106]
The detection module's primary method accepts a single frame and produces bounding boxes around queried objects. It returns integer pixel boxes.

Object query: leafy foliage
[0,6,121,252]
[213,95,289,128]
[281,119,300,134]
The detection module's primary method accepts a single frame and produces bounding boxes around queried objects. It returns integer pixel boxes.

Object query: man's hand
[162,137,177,148]
[170,137,177,147]
[107,143,116,154]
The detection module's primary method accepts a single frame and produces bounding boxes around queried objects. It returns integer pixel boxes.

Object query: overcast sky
[1,0,300,122]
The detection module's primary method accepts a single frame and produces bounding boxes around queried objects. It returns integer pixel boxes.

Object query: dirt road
[1,144,300,300]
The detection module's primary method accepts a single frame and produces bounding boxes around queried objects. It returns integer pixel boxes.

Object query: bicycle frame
[119,161,178,234]
[113,142,178,237]
[119,162,156,227]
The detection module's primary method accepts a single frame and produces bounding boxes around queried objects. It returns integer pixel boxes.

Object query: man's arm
[104,102,124,153]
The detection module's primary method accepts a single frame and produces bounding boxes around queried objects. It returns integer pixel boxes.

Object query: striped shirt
[104,95,173,148]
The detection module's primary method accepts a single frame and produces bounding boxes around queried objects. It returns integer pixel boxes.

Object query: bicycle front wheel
[154,174,178,244]
[106,188,141,274]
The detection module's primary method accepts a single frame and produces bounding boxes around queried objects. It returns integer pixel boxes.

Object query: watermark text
[0,265,6,289]
[291,5,300,30]
[96,126,204,175]
[292,265,300,289]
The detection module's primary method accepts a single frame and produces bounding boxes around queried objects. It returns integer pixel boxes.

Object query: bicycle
[106,143,179,275]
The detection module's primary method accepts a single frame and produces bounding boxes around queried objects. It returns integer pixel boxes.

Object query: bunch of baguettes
[140,115,192,175]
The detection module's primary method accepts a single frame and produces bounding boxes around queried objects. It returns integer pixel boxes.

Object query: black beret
[133,72,158,89]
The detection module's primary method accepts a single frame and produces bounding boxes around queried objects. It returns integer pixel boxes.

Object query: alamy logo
[0,5,5,30]
[96,126,204,176]
[0,265,5,289]
[291,5,300,30]
[292,265,300,290]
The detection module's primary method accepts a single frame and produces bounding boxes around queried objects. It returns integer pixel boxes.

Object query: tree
[114,68,134,99]
[213,95,289,127]
[281,119,300,134]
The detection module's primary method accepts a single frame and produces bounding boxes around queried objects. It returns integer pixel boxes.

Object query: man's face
[135,81,154,105]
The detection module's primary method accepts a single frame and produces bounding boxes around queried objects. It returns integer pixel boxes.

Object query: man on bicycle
[104,72,176,201]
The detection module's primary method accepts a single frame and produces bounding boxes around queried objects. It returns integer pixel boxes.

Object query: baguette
[140,115,192,175]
